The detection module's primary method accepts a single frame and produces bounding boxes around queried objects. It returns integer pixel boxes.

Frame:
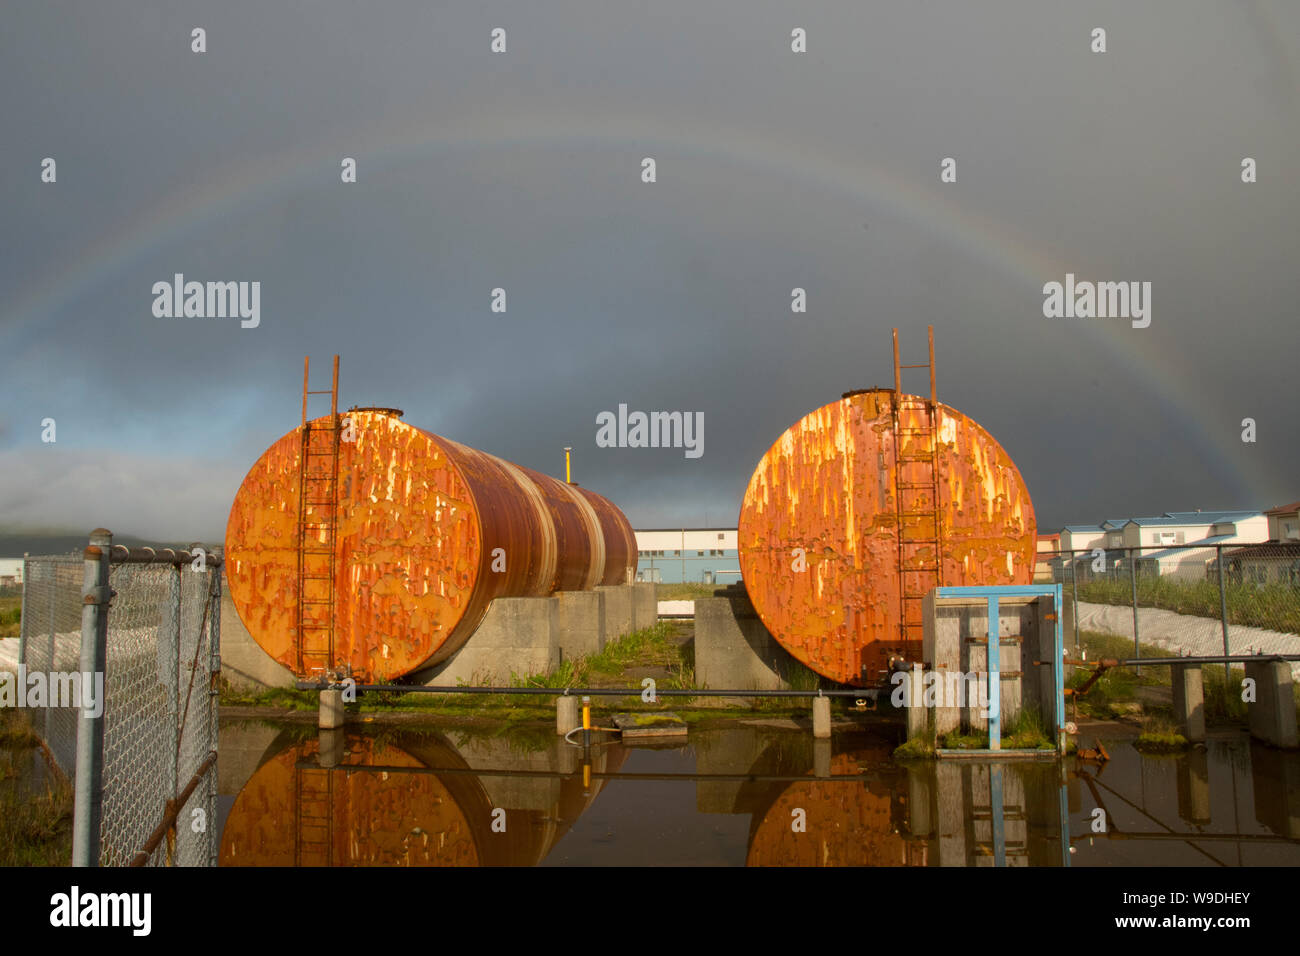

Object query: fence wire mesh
[17,554,83,776]
[18,546,220,866]
[1048,543,1300,675]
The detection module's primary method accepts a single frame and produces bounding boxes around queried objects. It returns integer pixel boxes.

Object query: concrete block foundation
[1171,662,1206,743]
[555,590,605,658]
[596,585,634,642]
[219,570,297,691]
[812,696,831,738]
[418,596,559,686]
[221,579,649,691]
[319,689,344,729]
[630,583,658,632]
[695,587,801,702]
[1245,659,1299,749]
[556,695,580,736]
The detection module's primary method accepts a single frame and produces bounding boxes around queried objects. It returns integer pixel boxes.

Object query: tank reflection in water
[217,724,1300,866]
[220,728,627,866]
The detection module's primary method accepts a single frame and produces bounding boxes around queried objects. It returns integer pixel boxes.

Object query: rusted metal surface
[219,736,483,866]
[225,409,637,681]
[746,752,910,866]
[219,732,627,866]
[738,389,1036,686]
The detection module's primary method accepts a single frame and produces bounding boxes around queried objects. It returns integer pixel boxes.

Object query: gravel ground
[1077,601,1300,678]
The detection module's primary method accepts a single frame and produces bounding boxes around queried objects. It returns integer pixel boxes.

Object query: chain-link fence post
[1129,546,1140,676]
[206,553,222,867]
[1217,543,1231,706]
[1069,553,1079,655]
[17,553,29,675]
[73,528,112,867]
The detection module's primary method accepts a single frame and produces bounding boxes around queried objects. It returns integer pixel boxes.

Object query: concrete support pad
[813,738,832,777]
[812,696,831,738]
[1171,662,1206,743]
[1176,748,1211,825]
[419,596,559,686]
[317,729,345,768]
[1251,743,1300,837]
[219,569,297,690]
[556,695,580,736]
[596,585,634,642]
[319,689,344,729]
[554,590,605,659]
[1245,660,1299,749]
[693,728,772,813]
[695,588,796,701]
[630,583,658,632]
[904,668,930,740]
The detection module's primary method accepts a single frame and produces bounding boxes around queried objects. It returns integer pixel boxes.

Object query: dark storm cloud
[2,1,1297,548]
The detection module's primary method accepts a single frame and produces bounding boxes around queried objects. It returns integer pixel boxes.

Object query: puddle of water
[215,722,1300,867]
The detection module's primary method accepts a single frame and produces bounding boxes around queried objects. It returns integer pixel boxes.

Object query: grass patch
[1134,731,1190,753]
[0,595,21,639]
[1133,713,1190,752]
[218,622,702,714]
[507,622,699,699]
[893,734,936,759]
[1002,706,1055,750]
[894,707,1053,756]
[0,707,43,749]
[218,680,320,711]
[1077,576,1300,635]
[654,583,718,601]
[0,780,72,866]
[0,707,72,866]
[784,659,823,693]
[1066,630,1171,719]
[1203,666,1249,723]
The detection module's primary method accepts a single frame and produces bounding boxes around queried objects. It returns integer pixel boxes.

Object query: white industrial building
[634,529,739,584]
[0,559,23,587]
[1054,510,1272,581]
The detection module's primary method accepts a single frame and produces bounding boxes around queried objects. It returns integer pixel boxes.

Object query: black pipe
[294,761,877,783]
[1115,654,1300,666]
[296,681,884,698]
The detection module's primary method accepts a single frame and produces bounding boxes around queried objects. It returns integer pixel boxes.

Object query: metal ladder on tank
[891,326,943,650]
[293,764,335,866]
[295,355,341,676]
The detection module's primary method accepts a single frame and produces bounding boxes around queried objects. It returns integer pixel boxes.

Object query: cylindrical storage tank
[226,408,637,681]
[738,389,1035,686]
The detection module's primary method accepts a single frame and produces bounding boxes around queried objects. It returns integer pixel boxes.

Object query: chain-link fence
[17,553,83,775]
[19,533,221,866]
[1046,543,1300,674]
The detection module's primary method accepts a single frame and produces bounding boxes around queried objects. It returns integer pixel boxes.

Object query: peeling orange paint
[738,390,1036,686]
[225,410,637,681]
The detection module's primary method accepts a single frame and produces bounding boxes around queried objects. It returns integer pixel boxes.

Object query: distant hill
[0,532,218,559]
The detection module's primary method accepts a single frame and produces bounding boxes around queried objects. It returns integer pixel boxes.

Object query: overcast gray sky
[2,1,1298,549]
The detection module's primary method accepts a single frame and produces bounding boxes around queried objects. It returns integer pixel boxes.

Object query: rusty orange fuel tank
[738,389,1035,686]
[225,408,636,681]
